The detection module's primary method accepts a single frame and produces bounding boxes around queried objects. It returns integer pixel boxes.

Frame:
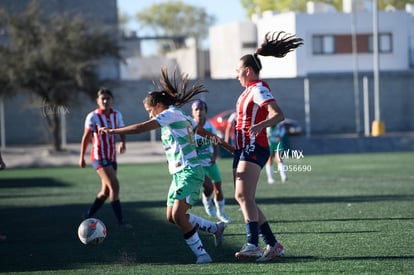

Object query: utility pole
[372,0,385,136]
[351,0,361,135]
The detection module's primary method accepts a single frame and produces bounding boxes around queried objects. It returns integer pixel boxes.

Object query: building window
[313,33,392,55]
[313,35,334,54]
[368,33,392,53]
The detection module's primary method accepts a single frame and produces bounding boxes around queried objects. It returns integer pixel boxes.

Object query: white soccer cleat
[235,243,262,259]
[196,253,212,264]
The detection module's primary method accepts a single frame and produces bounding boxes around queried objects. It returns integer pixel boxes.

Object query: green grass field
[0,152,413,274]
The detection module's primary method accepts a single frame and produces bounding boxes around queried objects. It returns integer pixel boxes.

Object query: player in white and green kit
[98,68,234,264]
[191,100,231,223]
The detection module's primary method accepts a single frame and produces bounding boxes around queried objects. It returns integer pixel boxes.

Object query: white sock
[188,213,217,234]
[214,199,225,214]
[185,230,207,257]
[278,163,287,181]
[265,164,273,181]
[202,193,212,206]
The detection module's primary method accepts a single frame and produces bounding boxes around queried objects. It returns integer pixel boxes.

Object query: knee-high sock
[265,164,274,181]
[111,200,124,224]
[246,221,259,246]
[259,221,277,247]
[184,226,208,257]
[85,197,106,218]
[188,213,217,234]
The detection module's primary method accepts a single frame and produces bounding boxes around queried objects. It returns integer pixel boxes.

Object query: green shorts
[269,141,284,154]
[202,163,222,183]
[167,165,204,207]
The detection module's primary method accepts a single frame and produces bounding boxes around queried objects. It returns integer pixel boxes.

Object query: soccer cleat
[268,178,275,184]
[196,253,212,264]
[216,211,231,224]
[256,243,285,262]
[235,243,262,259]
[213,222,226,247]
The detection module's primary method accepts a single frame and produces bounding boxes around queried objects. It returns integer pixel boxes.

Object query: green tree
[240,0,411,17]
[118,10,130,32]
[135,0,216,53]
[0,1,122,151]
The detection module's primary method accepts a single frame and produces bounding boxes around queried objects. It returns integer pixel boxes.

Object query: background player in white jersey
[79,88,130,228]
[265,121,288,184]
[98,68,234,264]
[233,32,303,262]
[191,99,231,223]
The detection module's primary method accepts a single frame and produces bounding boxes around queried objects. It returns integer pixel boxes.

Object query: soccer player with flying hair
[99,67,234,264]
[232,31,303,262]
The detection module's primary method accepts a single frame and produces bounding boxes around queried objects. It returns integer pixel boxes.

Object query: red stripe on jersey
[87,108,120,162]
[234,80,275,149]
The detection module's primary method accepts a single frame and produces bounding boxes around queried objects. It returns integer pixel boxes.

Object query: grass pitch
[0,152,413,274]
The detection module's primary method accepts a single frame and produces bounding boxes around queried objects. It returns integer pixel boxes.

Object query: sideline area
[2,131,413,168]
[1,141,166,169]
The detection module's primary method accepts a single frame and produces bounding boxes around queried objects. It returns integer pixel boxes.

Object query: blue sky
[117,0,247,55]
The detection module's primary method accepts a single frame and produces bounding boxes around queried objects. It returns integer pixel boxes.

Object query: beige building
[209,1,414,79]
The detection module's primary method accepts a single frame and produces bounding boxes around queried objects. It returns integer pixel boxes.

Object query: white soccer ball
[78,218,107,245]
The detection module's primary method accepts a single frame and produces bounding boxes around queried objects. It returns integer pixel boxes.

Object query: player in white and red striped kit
[79,88,130,228]
[232,31,303,261]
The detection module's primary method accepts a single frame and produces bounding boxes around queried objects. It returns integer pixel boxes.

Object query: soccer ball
[78,218,107,245]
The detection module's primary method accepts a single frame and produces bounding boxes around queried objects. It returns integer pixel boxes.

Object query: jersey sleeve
[84,112,95,131]
[155,108,174,127]
[115,109,125,128]
[252,85,275,107]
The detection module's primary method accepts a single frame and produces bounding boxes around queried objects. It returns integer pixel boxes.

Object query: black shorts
[233,142,270,169]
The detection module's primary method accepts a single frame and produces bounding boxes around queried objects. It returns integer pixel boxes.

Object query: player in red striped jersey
[79,88,130,228]
[232,32,303,262]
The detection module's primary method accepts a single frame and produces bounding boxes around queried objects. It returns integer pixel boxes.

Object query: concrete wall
[1,72,413,146]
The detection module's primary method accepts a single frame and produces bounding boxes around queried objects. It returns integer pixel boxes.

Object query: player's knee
[171,212,186,227]
[166,212,175,224]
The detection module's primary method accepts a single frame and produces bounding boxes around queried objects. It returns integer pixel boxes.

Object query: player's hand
[249,124,263,136]
[98,127,110,135]
[119,142,126,154]
[79,158,86,168]
[209,158,216,165]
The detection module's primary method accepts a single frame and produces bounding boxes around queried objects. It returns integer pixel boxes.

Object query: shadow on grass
[0,192,412,272]
[0,178,70,189]
[0,201,238,273]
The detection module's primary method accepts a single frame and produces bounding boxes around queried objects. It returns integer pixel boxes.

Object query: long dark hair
[144,67,208,108]
[241,31,304,75]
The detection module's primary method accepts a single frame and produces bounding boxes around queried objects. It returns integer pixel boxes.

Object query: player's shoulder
[85,109,99,119]
[111,108,123,115]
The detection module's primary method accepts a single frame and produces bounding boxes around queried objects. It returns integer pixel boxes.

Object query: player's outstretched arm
[99,119,160,135]
[195,126,235,154]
